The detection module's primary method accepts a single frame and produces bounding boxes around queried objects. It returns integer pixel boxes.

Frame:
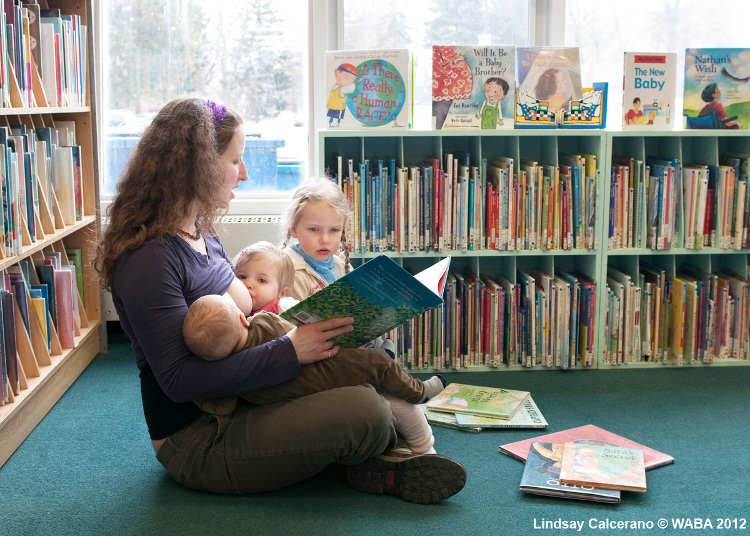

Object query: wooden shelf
[0,0,102,469]
[0,324,100,467]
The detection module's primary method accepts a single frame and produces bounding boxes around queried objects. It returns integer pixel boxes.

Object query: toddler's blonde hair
[280,177,352,272]
[232,241,295,292]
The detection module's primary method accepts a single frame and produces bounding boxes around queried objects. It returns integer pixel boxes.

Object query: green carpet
[1,337,748,536]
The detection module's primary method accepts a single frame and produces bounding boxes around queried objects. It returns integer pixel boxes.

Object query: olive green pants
[157,384,397,494]
[195,311,427,415]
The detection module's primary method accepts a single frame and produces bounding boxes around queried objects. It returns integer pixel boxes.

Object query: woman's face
[220,127,248,207]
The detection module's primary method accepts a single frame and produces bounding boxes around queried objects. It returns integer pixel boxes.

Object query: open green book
[426,383,531,420]
[280,255,451,348]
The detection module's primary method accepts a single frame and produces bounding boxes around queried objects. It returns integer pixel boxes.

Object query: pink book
[54,268,75,349]
[499,424,674,470]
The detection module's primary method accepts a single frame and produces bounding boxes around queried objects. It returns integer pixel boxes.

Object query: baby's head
[183,294,249,361]
[232,241,295,312]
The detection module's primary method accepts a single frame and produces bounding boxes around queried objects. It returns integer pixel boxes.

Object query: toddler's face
[235,257,284,313]
[484,81,505,104]
[291,200,345,262]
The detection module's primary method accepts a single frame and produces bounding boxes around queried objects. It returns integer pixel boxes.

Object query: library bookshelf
[0,0,102,468]
[319,128,750,372]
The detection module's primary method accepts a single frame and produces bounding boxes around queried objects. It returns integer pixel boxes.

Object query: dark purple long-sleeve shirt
[112,235,302,439]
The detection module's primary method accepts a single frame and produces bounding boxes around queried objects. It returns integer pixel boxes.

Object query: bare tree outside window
[103,0,307,197]
[343,0,528,128]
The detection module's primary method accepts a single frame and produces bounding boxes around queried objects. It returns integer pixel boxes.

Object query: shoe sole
[347,453,467,504]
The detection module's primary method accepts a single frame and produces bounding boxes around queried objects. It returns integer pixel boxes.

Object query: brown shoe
[347,449,466,504]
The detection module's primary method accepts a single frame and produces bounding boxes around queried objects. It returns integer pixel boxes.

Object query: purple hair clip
[204,99,227,129]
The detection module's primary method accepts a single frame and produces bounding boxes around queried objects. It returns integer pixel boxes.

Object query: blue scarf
[293,243,337,285]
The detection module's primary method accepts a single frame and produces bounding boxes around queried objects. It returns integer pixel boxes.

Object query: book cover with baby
[324,49,412,129]
[622,52,676,130]
[431,45,515,130]
[684,48,750,130]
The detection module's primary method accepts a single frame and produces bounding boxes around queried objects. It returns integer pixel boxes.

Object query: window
[342,0,530,129]
[101,0,308,211]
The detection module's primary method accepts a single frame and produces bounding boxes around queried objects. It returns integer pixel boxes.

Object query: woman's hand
[286,317,355,365]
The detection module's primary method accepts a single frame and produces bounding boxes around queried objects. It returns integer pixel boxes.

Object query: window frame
[94,0,563,216]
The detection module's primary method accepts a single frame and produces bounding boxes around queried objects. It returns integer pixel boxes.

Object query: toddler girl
[280,177,353,300]
[280,178,445,453]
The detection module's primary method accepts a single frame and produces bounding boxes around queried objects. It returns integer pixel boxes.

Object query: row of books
[328,151,597,253]
[384,266,596,370]
[610,152,750,251]
[325,46,602,131]
[1,246,85,406]
[603,263,749,367]
[1,122,83,258]
[326,45,750,131]
[2,2,87,108]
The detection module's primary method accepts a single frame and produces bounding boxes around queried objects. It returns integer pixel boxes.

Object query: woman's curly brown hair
[95,97,243,290]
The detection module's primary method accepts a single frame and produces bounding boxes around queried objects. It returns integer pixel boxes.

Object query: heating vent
[221,215,282,224]
[219,215,283,259]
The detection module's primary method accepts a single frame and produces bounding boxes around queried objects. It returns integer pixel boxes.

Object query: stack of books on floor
[421,383,547,433]
[499,424,674,503]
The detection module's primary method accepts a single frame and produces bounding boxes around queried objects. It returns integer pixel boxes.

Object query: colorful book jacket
[425,382,530,420]
[324,49,412,130]
[280,255,450,348]
[622,52,677,130]
[684,48,750,130]
[520,442,620,503]
[431,45,515,130]
[559,442,647,493]
[515,47,582,127]
[499,424,674,470]
[421,405,482,433]
[454,395,547,429]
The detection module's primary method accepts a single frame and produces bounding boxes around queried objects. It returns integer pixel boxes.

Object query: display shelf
[602,130,750,369]
[320,127,750,372]
[0,0,102,468]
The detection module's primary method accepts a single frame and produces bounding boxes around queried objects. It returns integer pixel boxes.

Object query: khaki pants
[195,311,426,414]
[158,384,397,494]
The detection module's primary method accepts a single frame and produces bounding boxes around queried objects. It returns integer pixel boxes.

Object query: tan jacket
[283,247,351,301]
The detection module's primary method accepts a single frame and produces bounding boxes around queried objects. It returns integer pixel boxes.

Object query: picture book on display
[324,49,412,129]
[684,48,750,130]
[559,442,647,493]
[515,46,583,128]
[520,442,621,503]
[622,52,677,130]
[498,424,674,470]
[425,383,530,420]
[280,255,449,348]
[431,45,515,130]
